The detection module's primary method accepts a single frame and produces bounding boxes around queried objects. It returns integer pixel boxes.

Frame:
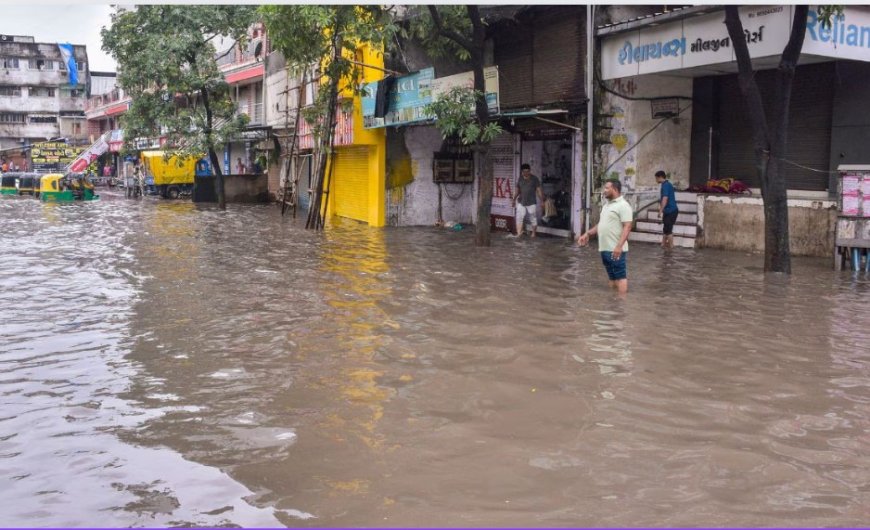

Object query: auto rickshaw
[16,172,41,196]
[40,173,99,202]
[1,172,20,195]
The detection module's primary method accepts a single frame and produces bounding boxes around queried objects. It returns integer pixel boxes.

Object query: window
[29,87,55,97]
[28,58,51,70]
[73,122,82,135]
[60,87,83,98]
[2,57,19,69]
[0,86,21,97]
[30,115,57,123]
[0,113,26,123]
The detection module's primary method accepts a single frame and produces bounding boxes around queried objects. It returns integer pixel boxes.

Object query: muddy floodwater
[1,192,869,527]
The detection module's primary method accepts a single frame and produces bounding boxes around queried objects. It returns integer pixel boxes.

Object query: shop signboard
[490,132,517,227]
[802,6,870,62]
[361,67,435,128]
[430,66,500,114]
[362,66,500,128]
[30,141,84,172]
[601,5,870,80]
[108,129,124,152]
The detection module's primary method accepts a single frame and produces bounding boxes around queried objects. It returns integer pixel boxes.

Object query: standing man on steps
[656,170,679,248]
[576,179,633,294]
[513,163,544,238]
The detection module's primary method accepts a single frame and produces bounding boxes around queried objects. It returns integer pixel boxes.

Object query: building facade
[596,5,870,255]
[0,34,88,168]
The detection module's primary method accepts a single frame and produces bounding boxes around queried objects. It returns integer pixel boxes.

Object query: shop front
[598,5,870,256]
[490,117,584,238]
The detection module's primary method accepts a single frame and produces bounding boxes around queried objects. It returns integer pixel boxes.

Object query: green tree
[723,6,841,273]
[260,5,397,229]
[410,5,498,247]
[101,5,257,209]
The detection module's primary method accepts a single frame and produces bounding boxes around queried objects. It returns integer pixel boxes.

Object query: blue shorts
[600,251,628,281]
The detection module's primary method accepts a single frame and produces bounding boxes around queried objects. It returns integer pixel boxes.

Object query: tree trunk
[306,34,342,230]
[201,89,226,210]
[468,6,493,247]
[724,6,806,273]
[305,79,338,230]
[475,145,493,246]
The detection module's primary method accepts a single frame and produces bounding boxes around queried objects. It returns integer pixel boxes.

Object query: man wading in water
[576,179,633,294]
[513,163,544,238]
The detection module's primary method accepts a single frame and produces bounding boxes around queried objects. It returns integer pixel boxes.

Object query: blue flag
[57,43,78,86]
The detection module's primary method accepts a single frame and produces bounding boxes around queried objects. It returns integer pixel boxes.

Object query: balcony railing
[85,89,127,112]
[236,102,264,126]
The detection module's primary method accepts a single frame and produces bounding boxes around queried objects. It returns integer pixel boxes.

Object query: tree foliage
[260,5,397,228]
[409,5,496,246]
[403,5,474,62]
[425,87,502,146]
[101,5,257,206]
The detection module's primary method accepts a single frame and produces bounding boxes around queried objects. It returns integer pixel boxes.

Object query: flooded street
[1,192,869,527]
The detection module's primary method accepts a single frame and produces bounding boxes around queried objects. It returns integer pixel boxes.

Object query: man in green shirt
[576,179,633,294]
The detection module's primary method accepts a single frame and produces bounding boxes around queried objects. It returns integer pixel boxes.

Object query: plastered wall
[385,126,475,227]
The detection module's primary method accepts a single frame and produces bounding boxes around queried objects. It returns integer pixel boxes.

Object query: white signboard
[431,66,500,114]
[637,23,686,75]
[601,5,870,80]
[682,11,732,69]
[803,5,870,62]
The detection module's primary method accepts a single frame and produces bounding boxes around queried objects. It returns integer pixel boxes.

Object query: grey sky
[0,4,117,71]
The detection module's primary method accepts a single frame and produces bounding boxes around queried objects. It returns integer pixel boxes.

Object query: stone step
[629,230,696,248]
[675,201,698,213]
[675,191,698,201]
[635,220,698,236]
[643,211,699,224]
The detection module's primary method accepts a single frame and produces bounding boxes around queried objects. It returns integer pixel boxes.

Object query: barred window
[0,113,26,123]
[0,86,21,97]
[29,87,56,97]
[2,57,20,69]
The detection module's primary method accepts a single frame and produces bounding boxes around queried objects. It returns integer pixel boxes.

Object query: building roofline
[596,5,723,37]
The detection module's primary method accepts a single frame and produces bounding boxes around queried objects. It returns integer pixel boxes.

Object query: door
[332,146,369,222]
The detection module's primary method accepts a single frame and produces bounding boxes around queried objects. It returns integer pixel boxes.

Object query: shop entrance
[520,129,573,236]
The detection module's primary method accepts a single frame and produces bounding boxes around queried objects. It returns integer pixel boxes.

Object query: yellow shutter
[333,146,369,222]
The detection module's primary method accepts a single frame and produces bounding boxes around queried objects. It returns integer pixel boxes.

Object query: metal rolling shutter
[333,146,369,222]
[717,62,833,191]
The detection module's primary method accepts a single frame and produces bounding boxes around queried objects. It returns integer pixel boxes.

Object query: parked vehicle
[39,173,99,202]
[16,173,41,196]
[140,151,204,199]
[1,173,19,195]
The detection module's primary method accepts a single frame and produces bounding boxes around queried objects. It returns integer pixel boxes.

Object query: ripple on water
[1,194,869,527]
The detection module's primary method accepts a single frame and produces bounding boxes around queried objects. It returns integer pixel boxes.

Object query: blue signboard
[362,67,435,128]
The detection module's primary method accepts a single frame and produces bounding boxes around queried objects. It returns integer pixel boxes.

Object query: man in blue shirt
[655,170,679,248]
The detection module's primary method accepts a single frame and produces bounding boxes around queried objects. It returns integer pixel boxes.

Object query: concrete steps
[629,191,699,249]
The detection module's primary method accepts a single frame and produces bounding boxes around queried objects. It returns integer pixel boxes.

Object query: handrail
[632,199,659,230]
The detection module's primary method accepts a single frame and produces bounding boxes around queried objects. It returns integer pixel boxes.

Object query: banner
[68,131,110,172]
[57,43,79,86]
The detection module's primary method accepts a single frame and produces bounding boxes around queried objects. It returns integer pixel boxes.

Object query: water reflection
[1,194,869,526]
